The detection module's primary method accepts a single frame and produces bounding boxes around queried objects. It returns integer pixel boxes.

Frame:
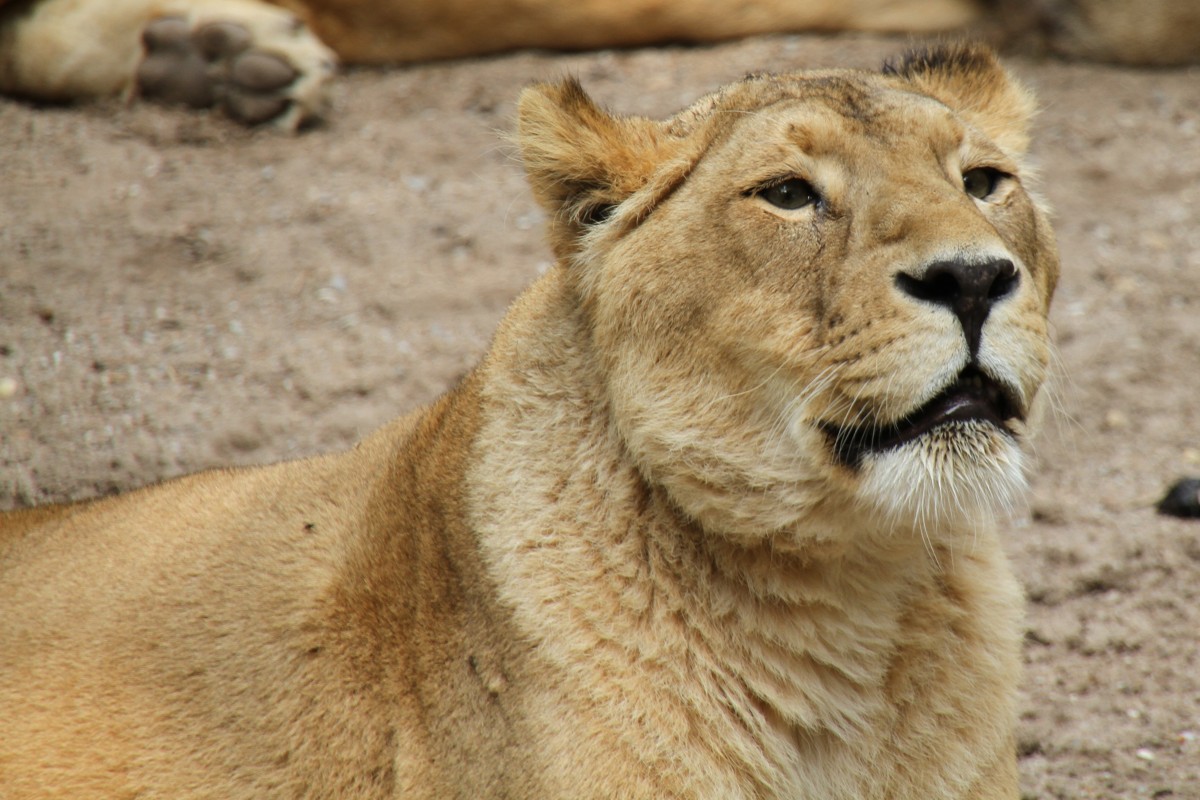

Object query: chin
[854,421,1030,538]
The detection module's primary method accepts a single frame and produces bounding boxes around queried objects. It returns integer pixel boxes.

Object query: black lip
[822,366,1022,468]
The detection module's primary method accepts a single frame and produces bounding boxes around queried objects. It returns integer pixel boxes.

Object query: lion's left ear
[884,43,1036,159]
[517,78,679,258]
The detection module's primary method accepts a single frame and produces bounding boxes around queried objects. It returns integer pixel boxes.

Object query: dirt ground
[2,32,1198,798]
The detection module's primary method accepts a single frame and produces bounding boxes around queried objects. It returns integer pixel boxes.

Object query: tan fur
[1,0,1197,128]
[0,44,1059,798]
[267,0,978,65]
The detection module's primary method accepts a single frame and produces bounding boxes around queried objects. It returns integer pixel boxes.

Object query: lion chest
[470,535,1023,800]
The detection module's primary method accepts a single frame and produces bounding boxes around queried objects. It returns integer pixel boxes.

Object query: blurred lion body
[1,45,1058,798]
[0,0,1196,128]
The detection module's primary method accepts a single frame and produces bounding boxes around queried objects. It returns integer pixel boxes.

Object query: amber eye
[963,167,1004,200]
[757,178,819,210]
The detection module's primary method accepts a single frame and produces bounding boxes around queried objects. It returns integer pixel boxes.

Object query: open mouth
[822,366,1023,468]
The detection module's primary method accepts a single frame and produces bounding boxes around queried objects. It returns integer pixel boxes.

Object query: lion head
[517,43,1059,545]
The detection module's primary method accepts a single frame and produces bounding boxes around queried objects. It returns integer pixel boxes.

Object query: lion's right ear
[517,79,677,257]
[884,43,1036,160]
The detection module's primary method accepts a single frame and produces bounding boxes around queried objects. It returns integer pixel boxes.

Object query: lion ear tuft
[884,42,1036,158]
[517,78,674,257]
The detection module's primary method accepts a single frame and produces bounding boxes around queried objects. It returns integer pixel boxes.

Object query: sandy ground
[2,33,1198,798]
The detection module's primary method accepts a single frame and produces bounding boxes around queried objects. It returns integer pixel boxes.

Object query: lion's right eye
[963,167,1005,200]
[757,178,819,211]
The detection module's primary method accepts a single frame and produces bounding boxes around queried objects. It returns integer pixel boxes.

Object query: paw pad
[136,15,326,126]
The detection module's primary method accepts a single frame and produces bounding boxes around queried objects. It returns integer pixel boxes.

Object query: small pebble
[1103,409,1130,430]
[1135,748,1156,762]
[403,175,431,193]
[0,377,17,398]
[1113,275,1139,294]
[1157,477,1200,519]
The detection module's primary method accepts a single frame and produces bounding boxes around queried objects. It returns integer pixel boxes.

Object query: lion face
[519,44,1060,542]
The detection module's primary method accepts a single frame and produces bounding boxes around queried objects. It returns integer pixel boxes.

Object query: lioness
[1,0,1198,128]
[0,43,1058,798]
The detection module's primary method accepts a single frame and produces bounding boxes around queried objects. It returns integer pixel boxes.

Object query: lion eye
[963,167,1004,200]
[757,178,818,210]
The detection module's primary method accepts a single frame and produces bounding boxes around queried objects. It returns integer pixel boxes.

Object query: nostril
[987,261,1019,300]
[895,270,957,304]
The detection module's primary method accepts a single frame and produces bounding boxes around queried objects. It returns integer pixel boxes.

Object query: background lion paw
[136,10,335,129]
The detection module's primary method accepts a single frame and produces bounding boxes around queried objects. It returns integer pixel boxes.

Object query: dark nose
[895,257,1019,357]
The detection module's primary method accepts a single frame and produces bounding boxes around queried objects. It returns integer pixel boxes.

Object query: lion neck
[461,266,979,792]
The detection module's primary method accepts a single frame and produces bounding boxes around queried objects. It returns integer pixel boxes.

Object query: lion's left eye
[963,167,1005,200]
[757,178,819,210]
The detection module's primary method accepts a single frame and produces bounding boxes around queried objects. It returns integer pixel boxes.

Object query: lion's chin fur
[857,425,1029,538]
